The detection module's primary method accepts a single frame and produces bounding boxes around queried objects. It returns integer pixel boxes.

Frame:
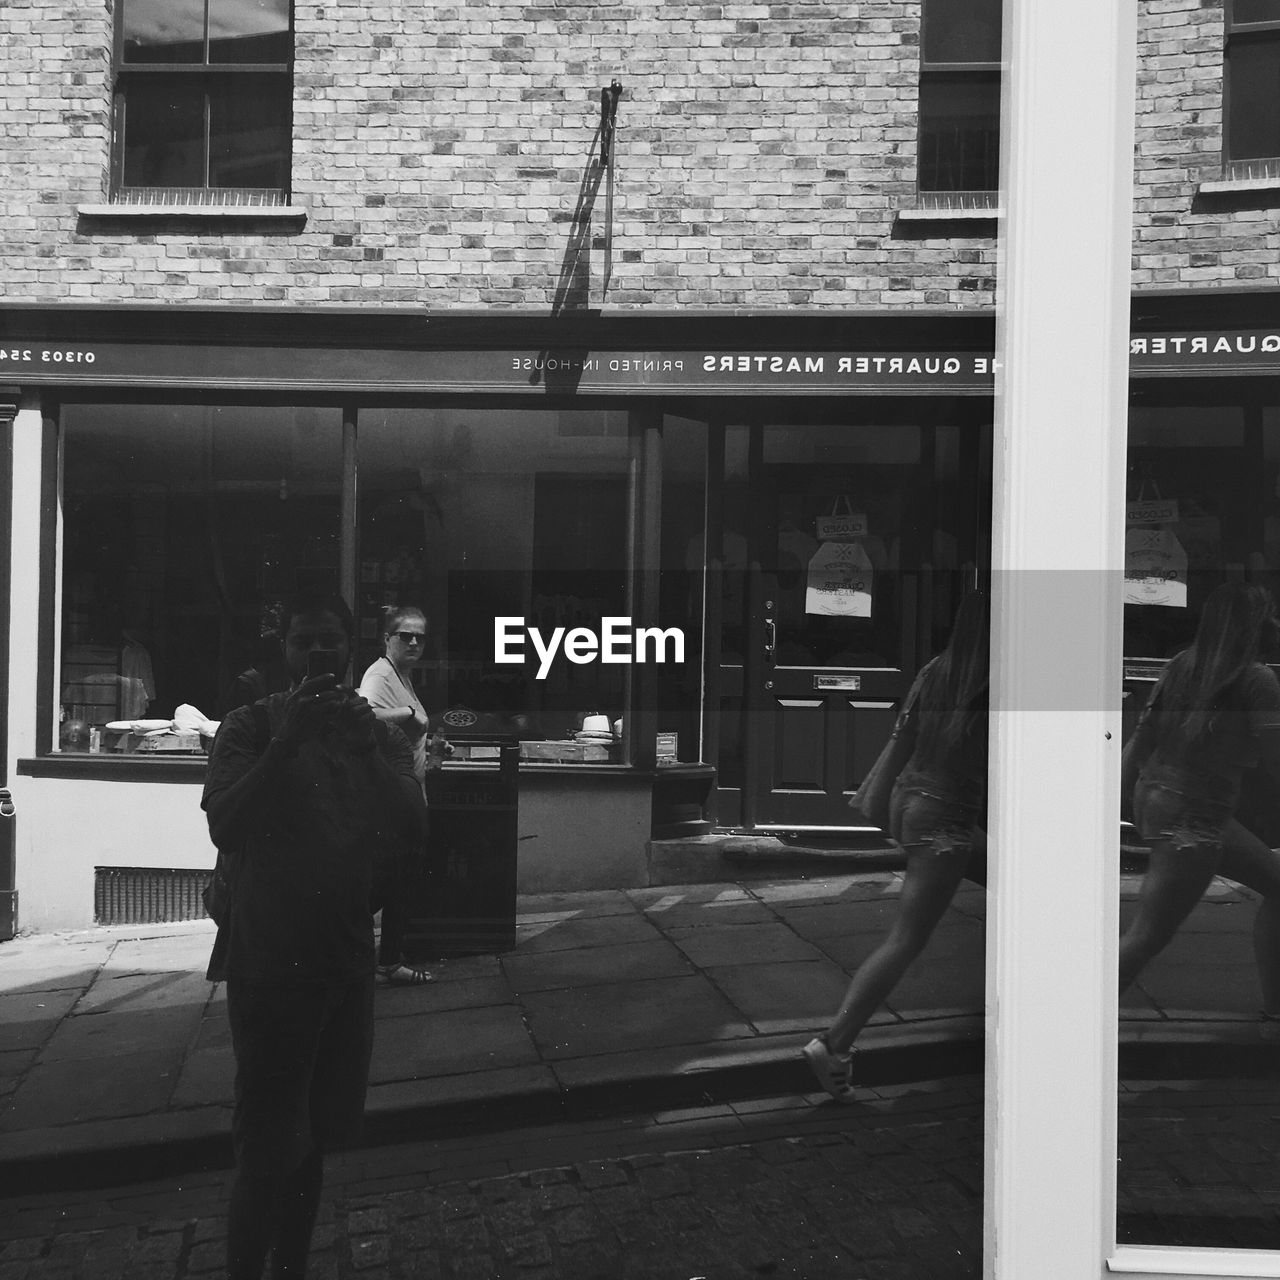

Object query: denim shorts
[1133,780,1231,853]
[889,779,982,856]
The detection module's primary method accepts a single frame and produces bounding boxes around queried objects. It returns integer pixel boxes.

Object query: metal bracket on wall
[599,80,623,292]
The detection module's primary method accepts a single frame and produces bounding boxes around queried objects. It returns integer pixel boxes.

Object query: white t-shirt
[358,655,428,781]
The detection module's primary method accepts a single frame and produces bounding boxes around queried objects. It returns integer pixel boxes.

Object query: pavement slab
[511,910,663,955]
[520,974,754,1059]
[371,1005,537,1081]
[500,938,695,993]
[663,920,827,967]
[0,989,82,1052]
[2,1048,185,1129]
[704,959,854,1035]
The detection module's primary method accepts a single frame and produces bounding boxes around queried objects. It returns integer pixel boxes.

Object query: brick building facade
[3,0,1002,307]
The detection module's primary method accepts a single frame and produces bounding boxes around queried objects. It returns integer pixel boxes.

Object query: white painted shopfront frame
[991,3,1280,1278]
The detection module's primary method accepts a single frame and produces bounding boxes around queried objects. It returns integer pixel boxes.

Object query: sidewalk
[0,868,1270,1194]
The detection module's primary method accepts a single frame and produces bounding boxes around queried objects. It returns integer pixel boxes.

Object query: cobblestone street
[0,1082,984,1280]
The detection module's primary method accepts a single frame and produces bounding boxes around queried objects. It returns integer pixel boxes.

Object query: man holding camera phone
[203,591,428,1280]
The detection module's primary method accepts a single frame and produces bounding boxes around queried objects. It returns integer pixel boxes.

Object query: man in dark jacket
[203,591,428,1280]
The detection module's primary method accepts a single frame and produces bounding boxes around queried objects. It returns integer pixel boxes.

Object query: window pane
[356,408,634,757]
[209,75,290,189]
[918,72,1001,192]
[120,0,204,63]
[1233,0,1280,25]
[1228,34,1280,161]
[923,0,1001,64]
[59,405,343,753]
[209,0,290,63]
[121,77,206,188]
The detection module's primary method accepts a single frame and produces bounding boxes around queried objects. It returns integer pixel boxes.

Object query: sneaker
[803,1036,855,1103]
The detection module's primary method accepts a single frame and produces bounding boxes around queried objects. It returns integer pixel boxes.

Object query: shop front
[0,307,999,931]
[1124,292,1280,841]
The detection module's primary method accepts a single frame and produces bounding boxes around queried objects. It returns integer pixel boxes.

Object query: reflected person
[1119,582,1280,1008]
[203,592,428,1280]
[804,589,989,1102]
[357,604,437,985]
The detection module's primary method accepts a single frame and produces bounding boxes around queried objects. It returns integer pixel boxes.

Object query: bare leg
[823,847,970,1056]
[1218,818,1280,1014]
[1118,840,1220,995]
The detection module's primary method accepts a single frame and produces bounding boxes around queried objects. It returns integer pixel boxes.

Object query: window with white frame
[917,0,1001,205]
[110,0,293,203]
[1225,0,1280,179]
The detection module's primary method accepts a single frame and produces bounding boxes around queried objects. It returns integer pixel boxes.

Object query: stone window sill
[77,203,308,222]
[897,205,1002,222]
[1197,175,1280,194]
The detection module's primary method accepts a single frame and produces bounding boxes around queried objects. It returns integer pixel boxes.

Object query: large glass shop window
[58,403,343,754]
[354,407,634,762]
[1117,400,1280,1251]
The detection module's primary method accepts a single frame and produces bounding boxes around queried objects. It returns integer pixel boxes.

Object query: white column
[987,4,1135,1279]
[8,394,49,768]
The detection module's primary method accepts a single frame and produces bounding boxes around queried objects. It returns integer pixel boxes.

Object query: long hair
[914,588,991,760]
[1160,582,1276,749]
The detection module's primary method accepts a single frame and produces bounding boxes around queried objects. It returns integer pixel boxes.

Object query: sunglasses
[390,631,425,644]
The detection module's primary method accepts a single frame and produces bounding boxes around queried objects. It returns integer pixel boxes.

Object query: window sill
[1197,175,1280,194]
[77,203,308,223]
[16,755,709,784]
[897,205,1003,222]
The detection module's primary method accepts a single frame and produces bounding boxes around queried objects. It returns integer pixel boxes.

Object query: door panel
[735,417,989,830]
[750,452,923,827]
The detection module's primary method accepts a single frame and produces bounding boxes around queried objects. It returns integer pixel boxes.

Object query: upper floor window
[918,0,1001,203]
[1225,0,1280,177]
[111,0,293,203]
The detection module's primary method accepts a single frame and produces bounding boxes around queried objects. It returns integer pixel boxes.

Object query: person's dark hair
[383,604,427,638]
[915,589,991,760]
[282,591,355,641]
[1161,582,1276,748]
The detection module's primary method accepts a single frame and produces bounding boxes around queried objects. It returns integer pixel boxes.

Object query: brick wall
[1132,0,1280,290]
[0,0,1000,309]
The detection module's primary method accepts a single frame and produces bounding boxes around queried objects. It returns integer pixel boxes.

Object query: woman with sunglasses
[358,605,436,984]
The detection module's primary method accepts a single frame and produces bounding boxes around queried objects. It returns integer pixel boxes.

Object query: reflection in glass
[209,0,291,63]
[1234,0,1280,25]
[922,0,1001,63]
[1227,35,1280,162]
[122,77,206,188]
[803,589,989,1099]
[59,405,342,753]
[355,408,633,758]
[121,0,204,62]
[209,76,291,188]
[918,73,1001,193]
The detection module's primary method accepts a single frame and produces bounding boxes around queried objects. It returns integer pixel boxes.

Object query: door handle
[764,618,776,665]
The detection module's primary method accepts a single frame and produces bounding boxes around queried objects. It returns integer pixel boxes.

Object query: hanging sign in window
[806,541,874,616]
[1125,499,1179,526]
[1123,527,1188,608]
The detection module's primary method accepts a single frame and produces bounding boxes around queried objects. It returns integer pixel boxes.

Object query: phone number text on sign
[0,348,96,364]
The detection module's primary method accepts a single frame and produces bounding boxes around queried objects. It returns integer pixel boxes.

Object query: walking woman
[804,589,990,1102]
[358,605,436,984]
[1118,582,1280,1006]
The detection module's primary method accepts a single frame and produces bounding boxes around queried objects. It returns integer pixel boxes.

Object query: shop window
[355,408,638,763]
[58,404,342,754]
[1225,0,1280,178]
[110,0,293,202]
[918,0,1001,203]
